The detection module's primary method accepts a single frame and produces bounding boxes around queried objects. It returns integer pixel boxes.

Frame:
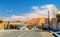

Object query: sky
[0,0,60,21]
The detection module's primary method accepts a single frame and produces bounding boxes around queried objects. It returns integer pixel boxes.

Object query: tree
[0,20,3,23]
[56,14,60,18]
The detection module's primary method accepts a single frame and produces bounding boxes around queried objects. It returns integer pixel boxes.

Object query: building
[0,13,60,30]
[0,18,25,29]
[0,18,8,29]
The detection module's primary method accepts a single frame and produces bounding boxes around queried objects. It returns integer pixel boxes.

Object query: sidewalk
[0,29,13,32]
[0,29,13,35]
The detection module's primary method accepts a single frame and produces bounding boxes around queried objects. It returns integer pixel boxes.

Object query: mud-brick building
[25,18,57,29]
[0,18,8,29]
[0,18,24,29]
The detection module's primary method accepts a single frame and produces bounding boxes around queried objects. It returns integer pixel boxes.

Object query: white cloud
[31,4,58,18]
[5,4,58,21]
[6,15,27,22]
[32,6,40,11]
[57,11,60,14]
[6,10,13,14]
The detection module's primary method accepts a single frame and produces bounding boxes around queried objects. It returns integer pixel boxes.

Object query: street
[0,30,54,37]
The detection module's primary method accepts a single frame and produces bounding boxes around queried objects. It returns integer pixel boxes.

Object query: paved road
[0,30,52,37]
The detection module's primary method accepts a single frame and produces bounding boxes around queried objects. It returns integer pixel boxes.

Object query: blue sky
[0,0,60,17]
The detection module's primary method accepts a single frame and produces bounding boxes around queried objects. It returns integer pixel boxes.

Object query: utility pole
[48,10,50,30]
[8,21,10,29]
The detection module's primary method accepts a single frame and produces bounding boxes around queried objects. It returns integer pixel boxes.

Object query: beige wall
[0,21,8,29]
[0,21,23,29]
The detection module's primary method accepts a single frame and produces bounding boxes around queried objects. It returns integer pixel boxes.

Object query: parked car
[18,25,26,30]
[50,30,60,37]
[53,32,60,37]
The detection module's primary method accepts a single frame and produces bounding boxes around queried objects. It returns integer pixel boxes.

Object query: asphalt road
[0,30,47,37]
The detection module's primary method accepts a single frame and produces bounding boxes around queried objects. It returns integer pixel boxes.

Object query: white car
[53,32,60,37]
[50,30,60,37]
[20,26,26,30]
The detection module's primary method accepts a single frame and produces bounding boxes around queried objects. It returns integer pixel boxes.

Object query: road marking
[18,30,30,37]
